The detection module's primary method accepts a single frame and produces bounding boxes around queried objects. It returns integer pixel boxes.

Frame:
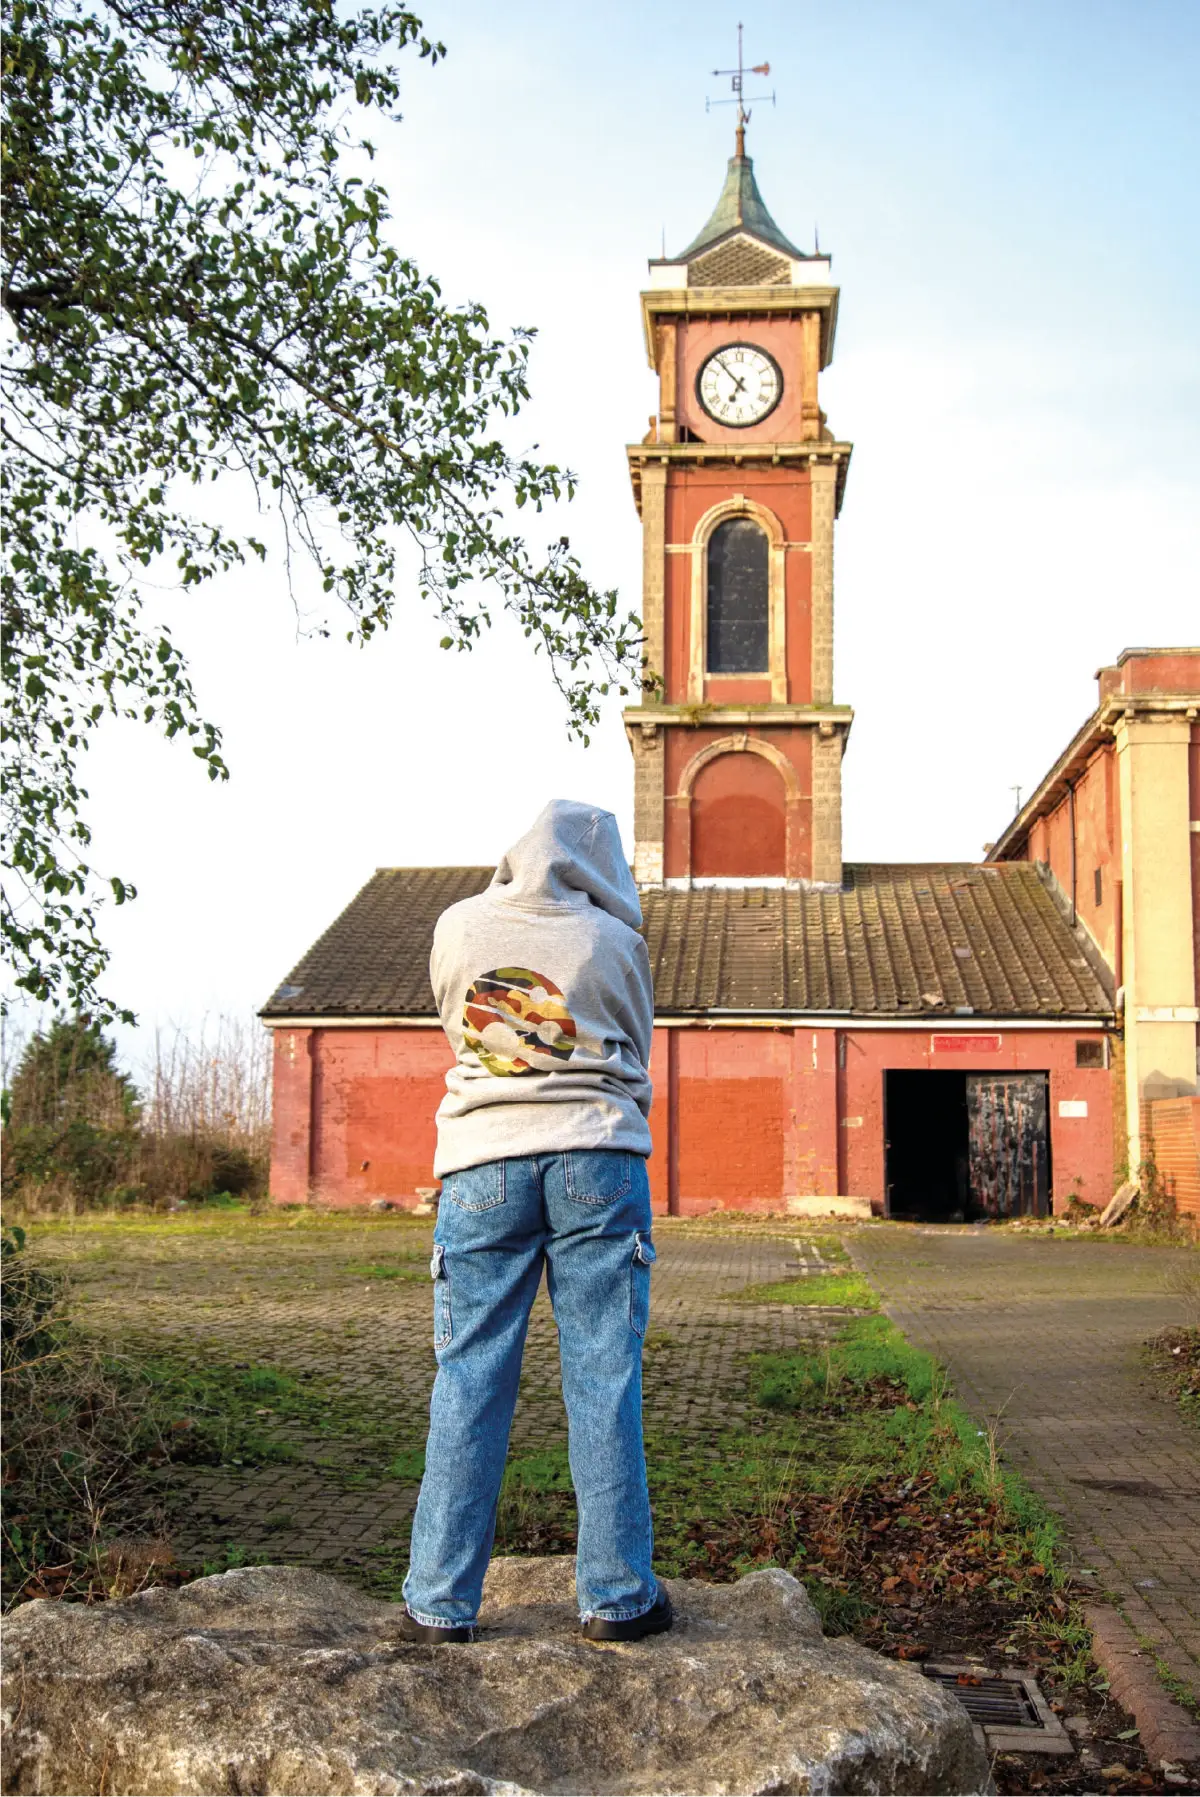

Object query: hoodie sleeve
[624,933,655,1082]
[428,907,458,1039]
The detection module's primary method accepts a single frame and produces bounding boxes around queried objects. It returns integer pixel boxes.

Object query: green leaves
[2,0,643,1021]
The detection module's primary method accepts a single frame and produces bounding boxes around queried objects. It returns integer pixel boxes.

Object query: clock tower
[623,137,853,887]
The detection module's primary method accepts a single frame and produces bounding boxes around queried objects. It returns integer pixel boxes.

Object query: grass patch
[807,1234,852,1264]
[1151,1652,1200,1721]
[387,1447,427,1481]
[2,1226,206,1606]
[1,1223,426,1606]
[472,1309,1077,1672]
[24,1208,436,1246]
[343,1258,427,1282]
[727,1271,879,1310]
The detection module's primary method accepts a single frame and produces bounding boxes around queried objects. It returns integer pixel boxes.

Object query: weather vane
[707,22,775,155]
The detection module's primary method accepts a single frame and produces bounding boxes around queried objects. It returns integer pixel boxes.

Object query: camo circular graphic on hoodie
[462,968,578,1076]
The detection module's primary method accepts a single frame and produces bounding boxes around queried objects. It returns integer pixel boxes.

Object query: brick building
[991,647,1200,1217]
[263,142,1161,1222]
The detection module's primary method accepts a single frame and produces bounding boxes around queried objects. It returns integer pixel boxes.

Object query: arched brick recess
[675,735,809,879]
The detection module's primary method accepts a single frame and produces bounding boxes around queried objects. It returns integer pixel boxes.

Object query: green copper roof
[677,153,803,262]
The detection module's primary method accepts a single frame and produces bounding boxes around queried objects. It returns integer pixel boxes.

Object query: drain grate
[927,1671,1041,1727]
[923,1663,1073,1755]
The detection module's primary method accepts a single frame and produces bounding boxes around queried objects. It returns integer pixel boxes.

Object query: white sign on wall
[1058,1099,1088,1118]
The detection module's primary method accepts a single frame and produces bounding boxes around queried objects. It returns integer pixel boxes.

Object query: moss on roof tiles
[259,863,1114,1022]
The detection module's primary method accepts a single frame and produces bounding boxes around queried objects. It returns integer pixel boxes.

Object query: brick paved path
[41,1218,835,1587]
[851,1226,1200,1701]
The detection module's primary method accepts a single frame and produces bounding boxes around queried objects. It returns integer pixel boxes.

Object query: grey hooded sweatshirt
[429,800,654,1177]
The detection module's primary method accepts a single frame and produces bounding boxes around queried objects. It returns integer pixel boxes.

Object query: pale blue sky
[28,0,1200,1054]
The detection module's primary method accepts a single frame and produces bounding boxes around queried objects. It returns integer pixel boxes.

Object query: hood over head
[490,800,642,931]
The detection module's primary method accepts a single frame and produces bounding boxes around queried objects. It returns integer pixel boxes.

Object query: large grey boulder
[1,1557,991,1795]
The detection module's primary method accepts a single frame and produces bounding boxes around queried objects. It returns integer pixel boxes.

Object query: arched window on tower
[706,519,769,673]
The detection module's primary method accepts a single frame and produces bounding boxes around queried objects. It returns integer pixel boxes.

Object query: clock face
[696,343,783,428]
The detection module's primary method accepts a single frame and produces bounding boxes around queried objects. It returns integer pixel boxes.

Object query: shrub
[0,1226,183,1604]
[2,1014,271,1211]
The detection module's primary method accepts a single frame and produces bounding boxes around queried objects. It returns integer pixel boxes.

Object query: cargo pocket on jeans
[629,1232,655,1338]
[431,1243,452,1351]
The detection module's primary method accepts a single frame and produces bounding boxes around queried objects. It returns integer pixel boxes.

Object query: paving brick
[852,1226,1200,1703]
[40,1218,834,1584]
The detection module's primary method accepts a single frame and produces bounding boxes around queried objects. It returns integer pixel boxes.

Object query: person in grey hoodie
[399,800,672,1645]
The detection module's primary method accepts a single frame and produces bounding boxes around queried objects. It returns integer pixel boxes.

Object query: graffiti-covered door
[966,1074,1050,1218]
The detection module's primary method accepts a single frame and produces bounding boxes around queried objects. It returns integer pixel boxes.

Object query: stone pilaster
[810,723,845,886]
[1115,712,1198,1172]
[626,719,665,886]
[800,311,822,440]
[809,458,837,706]
[639,461,668,696]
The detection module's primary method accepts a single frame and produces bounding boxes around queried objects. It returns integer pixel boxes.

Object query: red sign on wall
[931,1034,1002,1054]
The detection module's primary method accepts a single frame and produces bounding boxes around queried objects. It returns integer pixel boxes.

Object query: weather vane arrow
[706,21,775,154]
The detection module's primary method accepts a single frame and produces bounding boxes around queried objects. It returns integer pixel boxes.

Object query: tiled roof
[642,865,1112,1016]
[261,864,1113,1022]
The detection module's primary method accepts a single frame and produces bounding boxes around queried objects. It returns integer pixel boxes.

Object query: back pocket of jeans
[564,1150,633,1206]
[431,1243,452,1350]
[444,1162,506,1212]
[630,1232,655,1338]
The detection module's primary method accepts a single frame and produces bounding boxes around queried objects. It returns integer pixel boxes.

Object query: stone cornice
[640,285,839,370]
[624,703,854,734]
[626,439,853,517]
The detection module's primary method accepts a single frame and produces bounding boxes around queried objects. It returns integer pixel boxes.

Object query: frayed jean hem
[578,1579,659,1626]
[406,1602,476,1630]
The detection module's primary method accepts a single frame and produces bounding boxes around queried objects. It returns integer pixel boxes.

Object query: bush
[0,1226,185,1604]
[2,1015,270,1212]
[2,1118,140,1209]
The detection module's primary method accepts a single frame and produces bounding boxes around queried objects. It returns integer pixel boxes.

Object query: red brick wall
[1007,745,1120,969]
[673,1029,794,1213]
[1119,651,1200,695]
[271,1022,1114,1216]
[641,1027,844,1216]
[270,1027,314,1203]
[270,1027,450,1209]
[837,1029,1114,1213]
[1148,1096,1200,1220]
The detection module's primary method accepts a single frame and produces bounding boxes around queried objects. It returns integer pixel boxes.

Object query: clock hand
[715,355,748,396]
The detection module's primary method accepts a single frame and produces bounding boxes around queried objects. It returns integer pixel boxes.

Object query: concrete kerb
[1085,1603,1200,1771]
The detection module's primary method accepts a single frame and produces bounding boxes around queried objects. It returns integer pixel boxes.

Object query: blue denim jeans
[403,1149,657,1628]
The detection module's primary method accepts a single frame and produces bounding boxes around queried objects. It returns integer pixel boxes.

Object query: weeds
[727,1271,880,1310]
[482,1310,1074,1675]
[1,1226,189,1605]
[0,1224,420,1605]
[1162,1260,1200,1326]
[1143,1326,1199,1423]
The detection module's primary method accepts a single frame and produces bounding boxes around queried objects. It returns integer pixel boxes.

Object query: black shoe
[581,1586,674,1643]
[397,1607,476,1645]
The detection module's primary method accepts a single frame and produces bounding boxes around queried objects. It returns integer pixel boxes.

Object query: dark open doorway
[884,1070,1051,1222]
[885,1072,969,1222]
